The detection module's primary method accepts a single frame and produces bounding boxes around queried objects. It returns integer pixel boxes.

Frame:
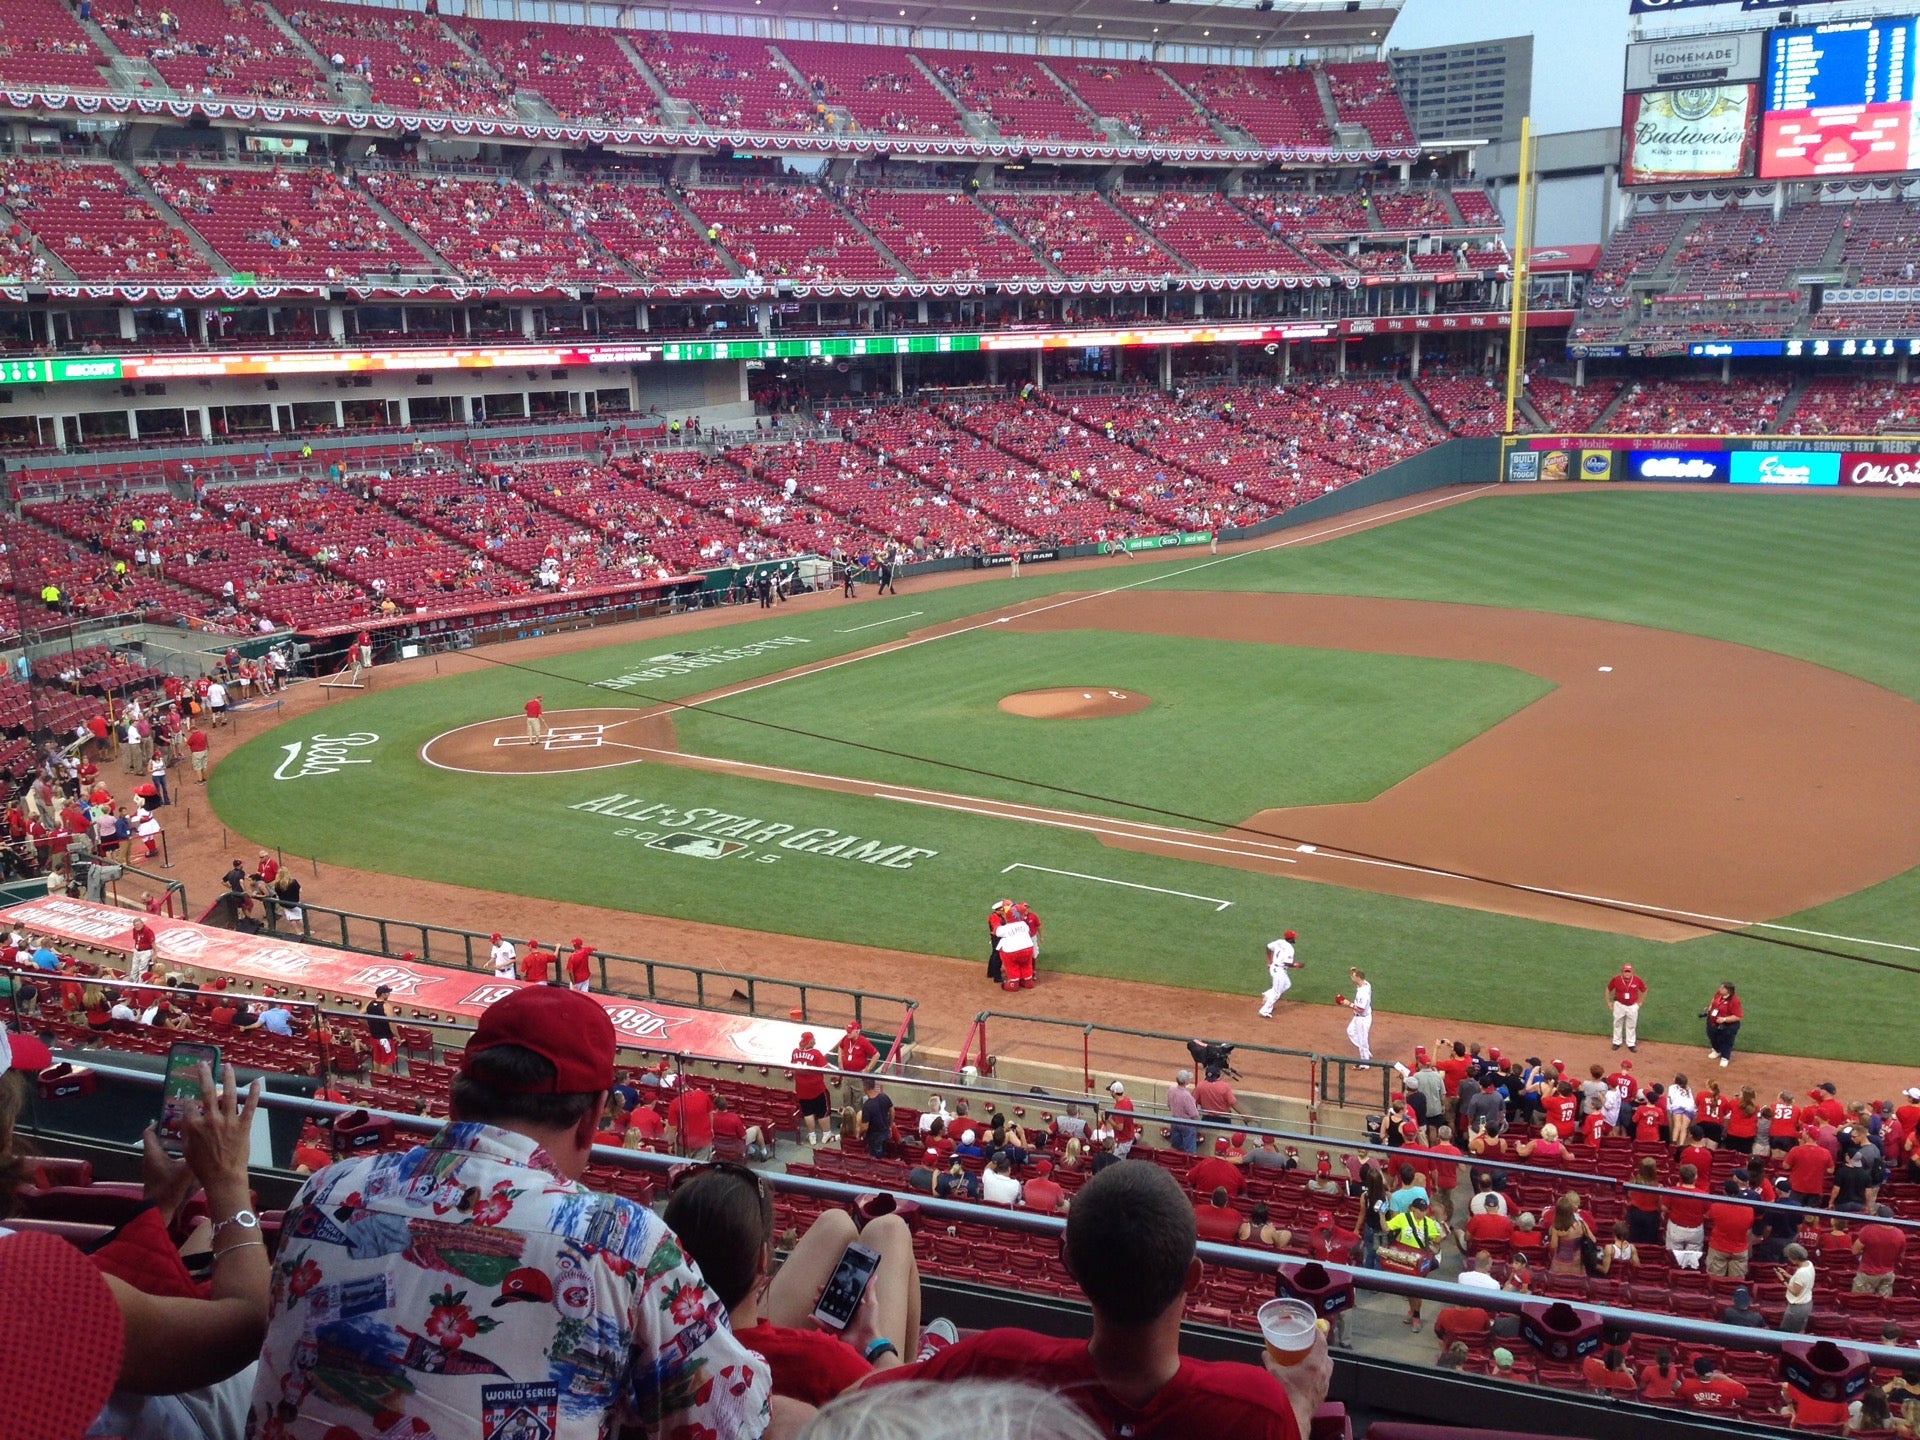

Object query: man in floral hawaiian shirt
[248,986,801,1439]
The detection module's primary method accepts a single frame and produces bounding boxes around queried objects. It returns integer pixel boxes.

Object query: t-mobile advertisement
[1840,452,1920,487]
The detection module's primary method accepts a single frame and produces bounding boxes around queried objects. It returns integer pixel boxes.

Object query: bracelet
[863,1338,898,1362]
[212,1239,266,1261]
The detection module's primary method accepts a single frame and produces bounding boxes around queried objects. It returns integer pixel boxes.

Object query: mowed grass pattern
[671,630,1551,825]
[213,490,1920,1064]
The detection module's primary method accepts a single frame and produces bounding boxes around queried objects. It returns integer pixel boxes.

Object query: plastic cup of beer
[1258,1297,1319,1367]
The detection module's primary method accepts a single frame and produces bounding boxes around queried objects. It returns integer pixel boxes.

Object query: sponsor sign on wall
[1730,451,1842,486]
[1580,450,1617,481]
[1628,450,1730,482]
[1841,452,1920,487]
[1626,33,1764,90]
[1623,85,1759,185]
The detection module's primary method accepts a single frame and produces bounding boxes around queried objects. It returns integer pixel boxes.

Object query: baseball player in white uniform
[1259,929,1302,1017]
[1338,966,1374,1061]
[489,932,518,980]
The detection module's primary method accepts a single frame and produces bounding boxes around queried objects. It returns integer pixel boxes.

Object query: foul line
[835,610,925,633]
[1002,862,1234,911]
[881,793,1298,867]
[620,485,1498,722]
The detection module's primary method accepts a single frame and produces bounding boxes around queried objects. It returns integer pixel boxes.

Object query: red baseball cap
[0,1029,52,1074]
[1317,1210,1334,1225]
[463,987,615,1094]
[1283,930,1296,941]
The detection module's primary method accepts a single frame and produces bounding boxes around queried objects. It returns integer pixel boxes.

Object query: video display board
[1623,84,1759,184]
[1761,17,1920,177]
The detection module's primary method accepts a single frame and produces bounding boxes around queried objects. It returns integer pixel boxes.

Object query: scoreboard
[1761,17,1920,177]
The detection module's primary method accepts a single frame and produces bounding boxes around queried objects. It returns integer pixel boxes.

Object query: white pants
[1347,1012,1373,1060]
[1667,1222,1705,1268]
[130,949,153,983]
[1611,1001,1640,1047]
[571,981,590,994]
[1259,971,1291,1015]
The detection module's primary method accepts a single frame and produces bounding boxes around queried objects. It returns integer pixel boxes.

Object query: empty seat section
[1115,191,1323,277]
[0,160,216,282]
[0,0,111,92]
[683,185,899,284]
[845,190,1049,283]
[141,164,415,282]
[1051,60,1215,145]
[282,1,511,116]
[545,177,728,284]
[88,0,330,101]
[775,40,963,136]
[1160,63,1330,148]
[917,50,1101,141]
[634,33,805,130]
[457,15,659,124]
[981,191,1178,279]
[361,173,617,286]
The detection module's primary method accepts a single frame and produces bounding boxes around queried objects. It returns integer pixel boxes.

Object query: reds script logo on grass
[273,732,379,781]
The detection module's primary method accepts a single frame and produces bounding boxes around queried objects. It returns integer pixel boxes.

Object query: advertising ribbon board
[1729,451,1842,486]
[0,897,840,1064]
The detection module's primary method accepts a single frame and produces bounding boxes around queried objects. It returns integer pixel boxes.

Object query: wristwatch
[210,1210,260,1239]
[863,1337,898,1362]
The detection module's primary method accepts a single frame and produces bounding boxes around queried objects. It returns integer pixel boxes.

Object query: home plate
[1297,844,1317,854]
[1598,666,1613,673]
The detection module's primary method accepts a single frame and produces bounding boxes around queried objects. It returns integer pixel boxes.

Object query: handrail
[38,1059,1920,1377]
[278,900,915,1040]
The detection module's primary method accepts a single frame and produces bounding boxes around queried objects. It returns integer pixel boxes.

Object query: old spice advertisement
[1623,85,1758,185]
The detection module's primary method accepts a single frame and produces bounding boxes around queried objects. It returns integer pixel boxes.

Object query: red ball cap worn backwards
[463,986,616,1095]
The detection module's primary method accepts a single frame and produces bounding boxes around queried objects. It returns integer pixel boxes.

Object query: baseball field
[212,485,1920,1067]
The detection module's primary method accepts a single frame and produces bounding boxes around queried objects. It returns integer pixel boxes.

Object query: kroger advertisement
[1616,448,1920,487]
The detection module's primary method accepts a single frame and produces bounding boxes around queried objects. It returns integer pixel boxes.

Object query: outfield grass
[213,490,1920,1065]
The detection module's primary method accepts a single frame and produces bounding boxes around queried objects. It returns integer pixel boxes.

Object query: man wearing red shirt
[186,723,210,783]
[873,1162,1327,1439]
[709,1095,749,1154]
[1106,1080,1137,1154]
[1784,1135,1835,1207]
[520,941,556,985]
[1665,1162,1712,1266]
[1460,1208,1515,1255]
[1899,1086,1920,1182]
[1632,1095,1667,1144]
[565,938,594,993]
[789,1031,830,1147]
[1705,1178,1757,1279]
[524,693,544,739]
[665,1082,716,1155]
[1606,963,1647,1051]
[627,1102,666,1147]
[1425,1128,1464,1222]
[1304,1211,1360,1264]
[1677,1139,1715,1176]
[1853,1219,1908,1296]
[1543,1086,1580,1131]
[1679,1357,1749,1410]
[255,849,279,887]
[1809,1083,1847,1128]
[1579,1111,1609,1149]
[838,1028,879,1075]
[1023,1159,1069,1214]
[1436,1042,1473,1110]
[1188,1144,1248,1199]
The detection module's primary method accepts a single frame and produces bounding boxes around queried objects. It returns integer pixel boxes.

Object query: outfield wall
[1500,433,1920,486]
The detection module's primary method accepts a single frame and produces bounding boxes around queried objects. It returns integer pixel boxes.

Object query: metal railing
[258,899,915,1040]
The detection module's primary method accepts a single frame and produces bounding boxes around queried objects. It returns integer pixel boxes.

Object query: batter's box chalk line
[495,726,618,751]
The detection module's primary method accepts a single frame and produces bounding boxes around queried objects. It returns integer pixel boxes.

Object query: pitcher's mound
[998,688,1151,720]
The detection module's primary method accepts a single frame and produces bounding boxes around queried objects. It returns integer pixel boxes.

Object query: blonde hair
[799,1380,1103,1440]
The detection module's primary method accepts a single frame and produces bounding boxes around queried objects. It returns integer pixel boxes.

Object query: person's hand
[1264,1321,1334,1439]
[139,1121,197,1224]
[179,1062,261,1202]
[835,1283,882,1355]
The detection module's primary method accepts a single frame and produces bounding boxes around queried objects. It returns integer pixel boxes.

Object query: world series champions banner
[1,897,841,1064]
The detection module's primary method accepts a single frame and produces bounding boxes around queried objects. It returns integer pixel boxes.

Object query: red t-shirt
[1677,1143,1715,1176]
[1195,1203,1243,1244]
[839,1031,878,1071]
[1665,1184,1711,1229]
[1582,1358,1638,1393]
[1697,1091,1728,1125]
[1426,1142,1463,1189]
[666,1088,715,1150]
[1724,1106,1759,1140]
[525,698,542,719]
[1109,1097,1137,1145]
[872,1329,1301,1440]
[187,730,209,754]
[1789,1394,1851,1426]
[628,1107,665,1144]
[790,1047,829,1101]
[1464,1212,1514,1247]
[521,949,555,984]
[1632,1104,1665,1143]
[735,1320,871,1406]
[711,1111,747,1143]
[1188,1158,1247,1198]
[1606,973,1647,1006]
[1023,1178,1068,1213]
[1706,1202,1755,1254]
[1680,1375,1749,1409]
[1768,1102,1802,1141]
[1437,1056,1472,1096]
[1858,1224,1908,1274]
[1785,1143,1834,1195]
[566,946,592,985]
[1580,1113,1609,1148]
[1305,1226,1360,1262]
[1544,1095,1579,1129]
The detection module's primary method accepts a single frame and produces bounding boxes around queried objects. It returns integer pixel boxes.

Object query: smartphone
[158,1041,220,1154]
[811,1243,881,1332]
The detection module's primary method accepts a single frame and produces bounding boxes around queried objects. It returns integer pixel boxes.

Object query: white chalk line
[835,610,925,633]
[1002,862,1234,911]
[882,793,1300,867]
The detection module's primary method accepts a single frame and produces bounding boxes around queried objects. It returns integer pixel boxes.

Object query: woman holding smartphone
[664,1164,931,1407]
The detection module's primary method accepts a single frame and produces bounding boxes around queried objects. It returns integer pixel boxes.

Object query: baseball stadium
[2,0,1920,1435]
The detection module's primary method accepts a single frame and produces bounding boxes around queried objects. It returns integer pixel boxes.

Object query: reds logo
[601,1005,692,1042]
[349,964,430,997]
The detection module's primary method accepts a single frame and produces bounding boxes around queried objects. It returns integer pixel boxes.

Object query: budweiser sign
[1842,453,1920,487]
[1623,85,1756,186]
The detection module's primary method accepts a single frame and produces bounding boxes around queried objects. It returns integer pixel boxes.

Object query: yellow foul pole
[1503,116,1536,435]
